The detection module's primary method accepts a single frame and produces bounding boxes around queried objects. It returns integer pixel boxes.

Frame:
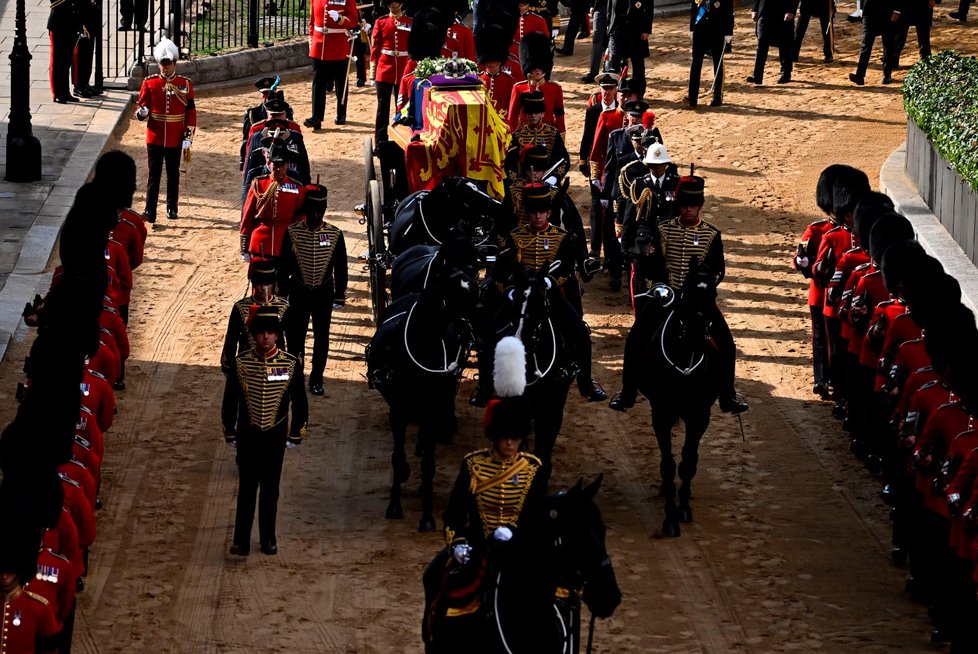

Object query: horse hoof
[678,505,693,523]
[385,504,404,520]
[418,516,437,532]
[662,520,681,537]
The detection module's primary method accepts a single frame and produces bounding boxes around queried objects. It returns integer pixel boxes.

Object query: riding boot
[711,306,748,413]
[575,321,606,402]
[469,344,494,407]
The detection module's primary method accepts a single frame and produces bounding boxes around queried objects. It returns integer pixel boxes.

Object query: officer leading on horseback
[610,175,749,414]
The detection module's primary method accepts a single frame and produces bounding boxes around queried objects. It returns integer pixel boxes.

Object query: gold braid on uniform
[235,350,297,431]
[511,224,569,285]
[287,222,341,288]
[252,178,280,218]
[465,450,540,539]
[658,220,719,289]
[164,79,190,106]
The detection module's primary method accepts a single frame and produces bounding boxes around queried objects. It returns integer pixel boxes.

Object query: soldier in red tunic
[135,39,197,223]
[508,2,549,83]
[307,0,359,128]
[240,138,307,263]
[507,31,566,135]
[370,0,412,148]
[476,19,516,118]
[443,12,476,61]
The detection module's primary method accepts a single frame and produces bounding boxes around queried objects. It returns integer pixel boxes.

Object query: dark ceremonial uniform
[689,0,734,106]
[793,0,835,62]
[507,81,567,134]
[607,0,655,97]
[588,108,656,186]
[242,127,311,203]
[73,0,100,94]
[48,0,79,102]
[443,450,544,551]
[749,0,800,84]
[278,221,348,389]
[309,0,359,123]
[505,124,569,182]
[136,72,196,220]
[222,344,308,551]
[0,587,60,653]
[852,0,899,82]
[370,11,412,145]
[240,103,295,171]
[649,217,724,290]
[893,0,933,65]
[240,175,306,260]
[220,295,290,374]
[579,94,618,263]
[620,168,680,276]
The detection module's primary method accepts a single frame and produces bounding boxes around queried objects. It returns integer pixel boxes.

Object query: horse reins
[515,286,557,385]
[403,301,463,374]
[659,311,706,377]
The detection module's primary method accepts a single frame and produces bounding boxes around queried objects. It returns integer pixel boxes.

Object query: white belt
[381,49,408,57]
[314,26,349,34]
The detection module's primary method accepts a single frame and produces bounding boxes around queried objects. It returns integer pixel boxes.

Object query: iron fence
[98,0,311,84]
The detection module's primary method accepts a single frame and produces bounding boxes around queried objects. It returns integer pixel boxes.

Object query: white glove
[286,440,300,449]
[543,276,554,290]
[600,199,609,208]
[724,35,733,44]
[493,526,513,542]
[241,252,252,262]
[364,22,371,33]
[332,302,344,310]
[452,543,472,565]
[689,31,694,40]
[328,9,340,21]
[136,105,149,119]
[544,175,558,186]
[551,28,559,39]
[795,255,810,269]
[227,439,237,448]
[590,179,601,191]
[182,139,192,150]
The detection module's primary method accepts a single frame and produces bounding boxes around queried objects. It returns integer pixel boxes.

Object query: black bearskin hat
[816,164,849,216]
[94,150,138,210]
[408,7,450,61]
[880,239,925,296]
[830,165,870,220]
[853,191,895,247]
[0,490,43,584]
[868,211,913,264]
[520,31,553,79]
[475,20,513,64]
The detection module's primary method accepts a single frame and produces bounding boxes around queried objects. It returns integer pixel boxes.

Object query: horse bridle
[513,285,556,385]
[659,310,707,377]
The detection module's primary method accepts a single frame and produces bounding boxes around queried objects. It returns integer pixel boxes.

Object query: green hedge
[903,50,978,192]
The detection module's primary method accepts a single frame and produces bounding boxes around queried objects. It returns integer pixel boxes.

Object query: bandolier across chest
[234,350,297,431]
[658,221,718,289]
[466,451,539,538]
[286,222,342,288]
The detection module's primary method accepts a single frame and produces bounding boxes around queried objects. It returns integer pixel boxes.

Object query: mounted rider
[610,175,749,414]
[494,183,606,403]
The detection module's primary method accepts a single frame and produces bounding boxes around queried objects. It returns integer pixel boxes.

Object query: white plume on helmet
[493,336,526,398]
[154,38,179,62]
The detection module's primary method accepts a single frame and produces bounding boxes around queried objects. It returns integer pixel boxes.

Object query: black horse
[492,268,579,478]
[620,262,724,537]
[366,235,480,531]
[422,476,622,654]
[388,177,502,257]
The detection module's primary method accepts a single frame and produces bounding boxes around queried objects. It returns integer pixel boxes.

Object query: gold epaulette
[25,590,50,606]
[588,160,600,181]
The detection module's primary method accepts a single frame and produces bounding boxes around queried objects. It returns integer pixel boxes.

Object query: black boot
[719,393,748,414]
[609,388,636,412]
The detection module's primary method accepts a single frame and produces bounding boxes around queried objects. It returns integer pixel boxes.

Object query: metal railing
[98,0,309,83]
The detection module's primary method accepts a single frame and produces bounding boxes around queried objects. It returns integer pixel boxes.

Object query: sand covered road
[0,8,974,652]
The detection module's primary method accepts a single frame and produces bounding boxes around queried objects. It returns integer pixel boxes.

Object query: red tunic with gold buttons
[442,22,476,61]
[81,367,115,434]
[241,175,306,259]
[106,236,133,307]
[60,472,95,550]
[508,11,548,83]
[309,0,358,61]
[100,306,130,365]
[113,208,148,270]
[507,80,566,134]
[136,74,197,148]
[370,13,412,85]
[42,508,83,582]
[25,549,77,626]
[480,69,516,117]
[0,586,60,654]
